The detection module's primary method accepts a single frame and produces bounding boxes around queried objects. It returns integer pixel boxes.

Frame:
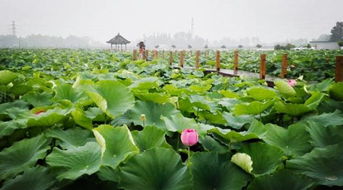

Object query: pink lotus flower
[288,79,297,87]
[35,110,46,115]
[181,129,198,146]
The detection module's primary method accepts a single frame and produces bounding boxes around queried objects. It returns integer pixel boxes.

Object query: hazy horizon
[1,0,342,45]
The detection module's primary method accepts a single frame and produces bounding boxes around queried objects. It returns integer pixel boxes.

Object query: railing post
[169,51,173,66]
[260,54,267,79]
[133,49,137,61]
[179,51,185,68]
[144,50,148,60]
[234,50,239,74]
[153,50,158,60]
[216,50,221,72]
[336,56,343,82]
[280,54,288,78]
[195,50,200,69]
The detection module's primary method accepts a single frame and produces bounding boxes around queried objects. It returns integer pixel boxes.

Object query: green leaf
[54,83,88,104]
[219,90,240,98]
[130,77,161,90]
[46,128,94,149]
[0,70,17,85]
[262,123,312,156]
[304,91,325,109]
[197,111,227,125]
[241,143,284,175]
[84,107,106,121]
[309,79,332,92]
[303,110,343,127]
[0,135,49,180]
[21,92,53,107]
[231,153,253,173]
[233,101,273,115]
[248,169,314,190]
[246,87,278,100]
[96,166,120,183]
[274,79,296,97]
[135,92,171,104]
[287,143,343,186]
[274,101,312,116]
[120,100,179,129]
[46,142,102,180]
[209,127,262,143]
[119,148,192,190]
[87,80,135,119]
[191,152,249,190]
[0,100,29,119]
[27,108,68,127]
[0,119,27,138]
[1,167,56,190]
[188,95,217,112]
[329,82,343,101]
[306,121,343,148]
[71,108,93,129]
[132,126,171,151]
[161,113,201,133]
[199,135,228,153]
[222,112,254,129]
[92,125,139,169]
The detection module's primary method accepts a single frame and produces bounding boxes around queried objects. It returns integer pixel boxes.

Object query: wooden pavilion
[106,33,130,50]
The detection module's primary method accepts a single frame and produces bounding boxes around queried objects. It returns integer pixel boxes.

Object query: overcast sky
[0,0,342,43]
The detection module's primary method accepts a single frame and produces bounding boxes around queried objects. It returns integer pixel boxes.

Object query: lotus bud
[181,129,199,146]
[287,79,297,87]
[140,114,146,121]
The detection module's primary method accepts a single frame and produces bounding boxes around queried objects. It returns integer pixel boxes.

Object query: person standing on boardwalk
[138,41,146,60]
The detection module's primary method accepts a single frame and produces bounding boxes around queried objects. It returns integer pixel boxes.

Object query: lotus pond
[0,49,343,190]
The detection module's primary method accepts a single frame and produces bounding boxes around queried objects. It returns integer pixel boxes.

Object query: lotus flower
[181,129,198,146]
[287,79,297,87]
[35,110,46,115]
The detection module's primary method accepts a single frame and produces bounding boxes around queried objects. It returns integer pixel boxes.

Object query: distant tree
[220,45,226,49]
[204,44,208,49]
[274,43,295,50]
[330,22,343,42]
[317,34,331,41]
[0,35,18,48]
[306,44,312,48]
[155,45,159,49]
[256,44,262,48]
[338,41,343,47]
[274,44,282,50]
[238,45,243,48]
[171,45,176,49]
[285,43,296,50]
[188,45,192,49]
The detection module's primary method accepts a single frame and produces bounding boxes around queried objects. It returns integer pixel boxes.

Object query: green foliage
[87,80,135,119]
[248,169,315,190]
[330,21,343,42]
[119,148,192,190]
[0,49,343,189]
[191,152,249,190]
[0,135,50,180]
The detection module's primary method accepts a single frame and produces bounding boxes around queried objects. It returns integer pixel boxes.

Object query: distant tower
[11,21,16,36]
[190,18,194,36]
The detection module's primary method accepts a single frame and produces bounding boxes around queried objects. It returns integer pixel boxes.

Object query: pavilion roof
[106,33,130,44]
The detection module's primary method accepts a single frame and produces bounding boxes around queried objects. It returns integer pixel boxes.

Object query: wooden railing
[132,49,343,82]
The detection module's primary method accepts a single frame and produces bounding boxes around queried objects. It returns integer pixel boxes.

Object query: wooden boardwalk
[137,50,343,83]
[205,68,279,81]
[174,65,280,86]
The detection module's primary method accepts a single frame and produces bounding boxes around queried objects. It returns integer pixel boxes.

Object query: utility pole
[11,21,16,36]
[190,18,194,36]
